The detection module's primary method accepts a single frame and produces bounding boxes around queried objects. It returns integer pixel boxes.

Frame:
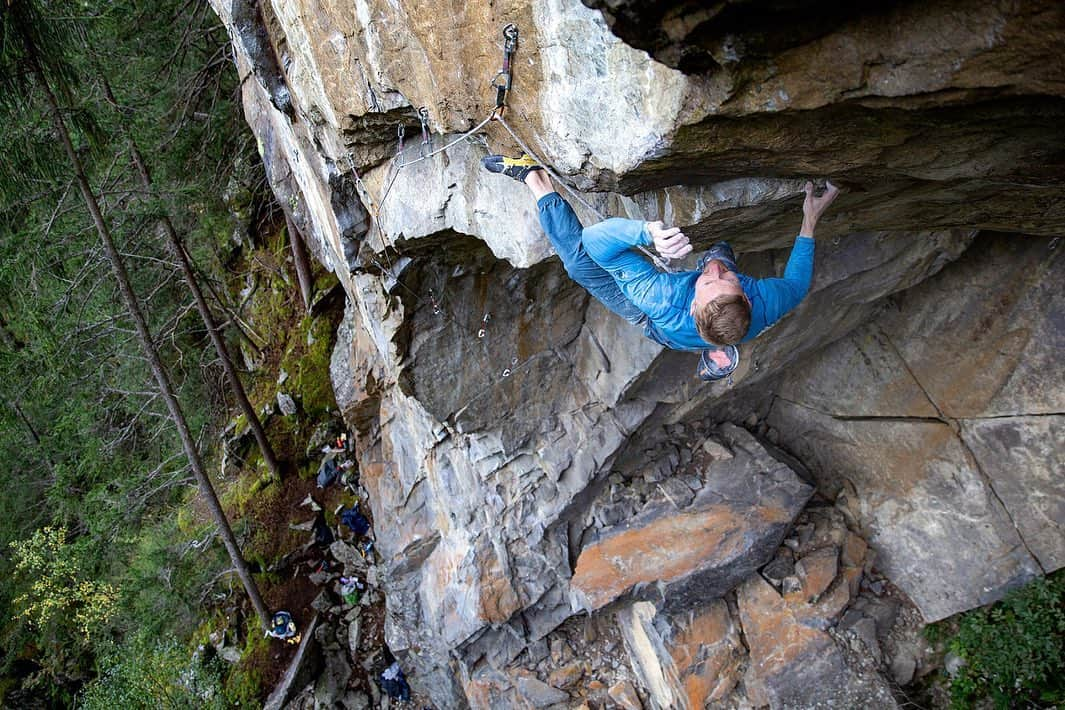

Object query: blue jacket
[582,218,815,351]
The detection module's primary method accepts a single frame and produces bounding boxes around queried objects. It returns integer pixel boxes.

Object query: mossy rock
[224,618,269,707]
[279,314,338,418]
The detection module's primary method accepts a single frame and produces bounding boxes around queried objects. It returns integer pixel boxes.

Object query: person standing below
[482,154,839,380]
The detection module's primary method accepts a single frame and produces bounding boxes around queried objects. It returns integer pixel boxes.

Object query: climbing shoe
[482,153,543,182]
[697,345,740,382]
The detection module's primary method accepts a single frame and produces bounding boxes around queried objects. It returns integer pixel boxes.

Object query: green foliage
[4,527,116,694]
[946,574,1065,709]
[222,617,271,707]
[9,527,118,638]
[923,621,945,644]
[112,515,229,642]
[0,0,263,699]
[283,314,339,417]
[79,635,229,710]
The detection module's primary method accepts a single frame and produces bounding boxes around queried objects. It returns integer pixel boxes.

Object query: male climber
[482,154,840,380]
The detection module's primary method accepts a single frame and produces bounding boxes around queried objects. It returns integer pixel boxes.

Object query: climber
[481,154,840,380]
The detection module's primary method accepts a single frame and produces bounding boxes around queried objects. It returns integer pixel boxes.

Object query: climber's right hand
[647,220,692,260]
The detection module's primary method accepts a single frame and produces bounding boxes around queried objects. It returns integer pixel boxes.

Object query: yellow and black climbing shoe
[482,153,543,183]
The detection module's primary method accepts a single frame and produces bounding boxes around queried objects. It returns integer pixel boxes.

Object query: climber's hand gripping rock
[647,220,693,260]
[800,180,840,238]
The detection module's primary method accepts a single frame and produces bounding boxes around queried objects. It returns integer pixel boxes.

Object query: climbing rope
[493,113,674,273]
[361,22,673,272]
[336,21,681,384]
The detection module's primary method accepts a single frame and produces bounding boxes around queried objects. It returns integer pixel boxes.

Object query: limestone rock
[216,644,241,664]
[329,540,366,575]
[891,651,917,687]
[277,391,297,416]
[616,600,743,710]
[797,547,839,603]
[616,602,684,710]
[962,416,1064,571]
[514,673,570,708]
[314,647,353,707]
[341,690,370,710]
[607,680,643,710]
[348,617,360,659]
[547,663,582,689]
[666,601,743,707]
[311,591,334,614]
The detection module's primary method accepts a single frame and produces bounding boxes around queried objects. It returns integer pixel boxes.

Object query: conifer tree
[1,0,271,629]
[99,76,283,482]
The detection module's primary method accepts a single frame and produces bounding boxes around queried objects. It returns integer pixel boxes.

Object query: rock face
[206,0,1065,705]
[570,425,813,613]
[767,234,1064,620]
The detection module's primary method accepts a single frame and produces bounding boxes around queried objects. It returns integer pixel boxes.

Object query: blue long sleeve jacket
[582,218,815,351]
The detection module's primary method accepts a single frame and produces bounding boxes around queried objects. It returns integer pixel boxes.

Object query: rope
[396,112,496,170]
[327,20,693,397]
[338,20,676,369]
[494,114,675,273]
[369,111,497,215]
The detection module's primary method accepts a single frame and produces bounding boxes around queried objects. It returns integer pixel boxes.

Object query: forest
[0,0,330,704]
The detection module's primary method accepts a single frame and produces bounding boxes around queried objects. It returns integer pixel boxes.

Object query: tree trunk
[100,76,283,482]
[34,57,271,629]
[285,213,314,312]
[4,397,58,480]
[194,258,267,357]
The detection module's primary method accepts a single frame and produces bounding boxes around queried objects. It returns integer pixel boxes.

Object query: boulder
[514,674,570,708]
[607,680,643,710]
[571,425,813,612]
[738,575,896,709]
[314,646,353,707]
[277,391,297,416]
[797,546,839,603]
[616,600,743,710]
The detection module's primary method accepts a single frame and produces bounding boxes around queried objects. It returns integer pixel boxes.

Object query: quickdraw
[490,24,519,117]
[418,107,432,157]
[367,82,381,113]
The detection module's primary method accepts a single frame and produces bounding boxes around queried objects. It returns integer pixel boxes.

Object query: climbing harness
[490,23,519,118]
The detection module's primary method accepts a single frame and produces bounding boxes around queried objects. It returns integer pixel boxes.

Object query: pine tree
[99,75,284,482]
[1,0,271,629]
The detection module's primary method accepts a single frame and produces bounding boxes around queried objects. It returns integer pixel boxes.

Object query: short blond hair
[695,294,751,346]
